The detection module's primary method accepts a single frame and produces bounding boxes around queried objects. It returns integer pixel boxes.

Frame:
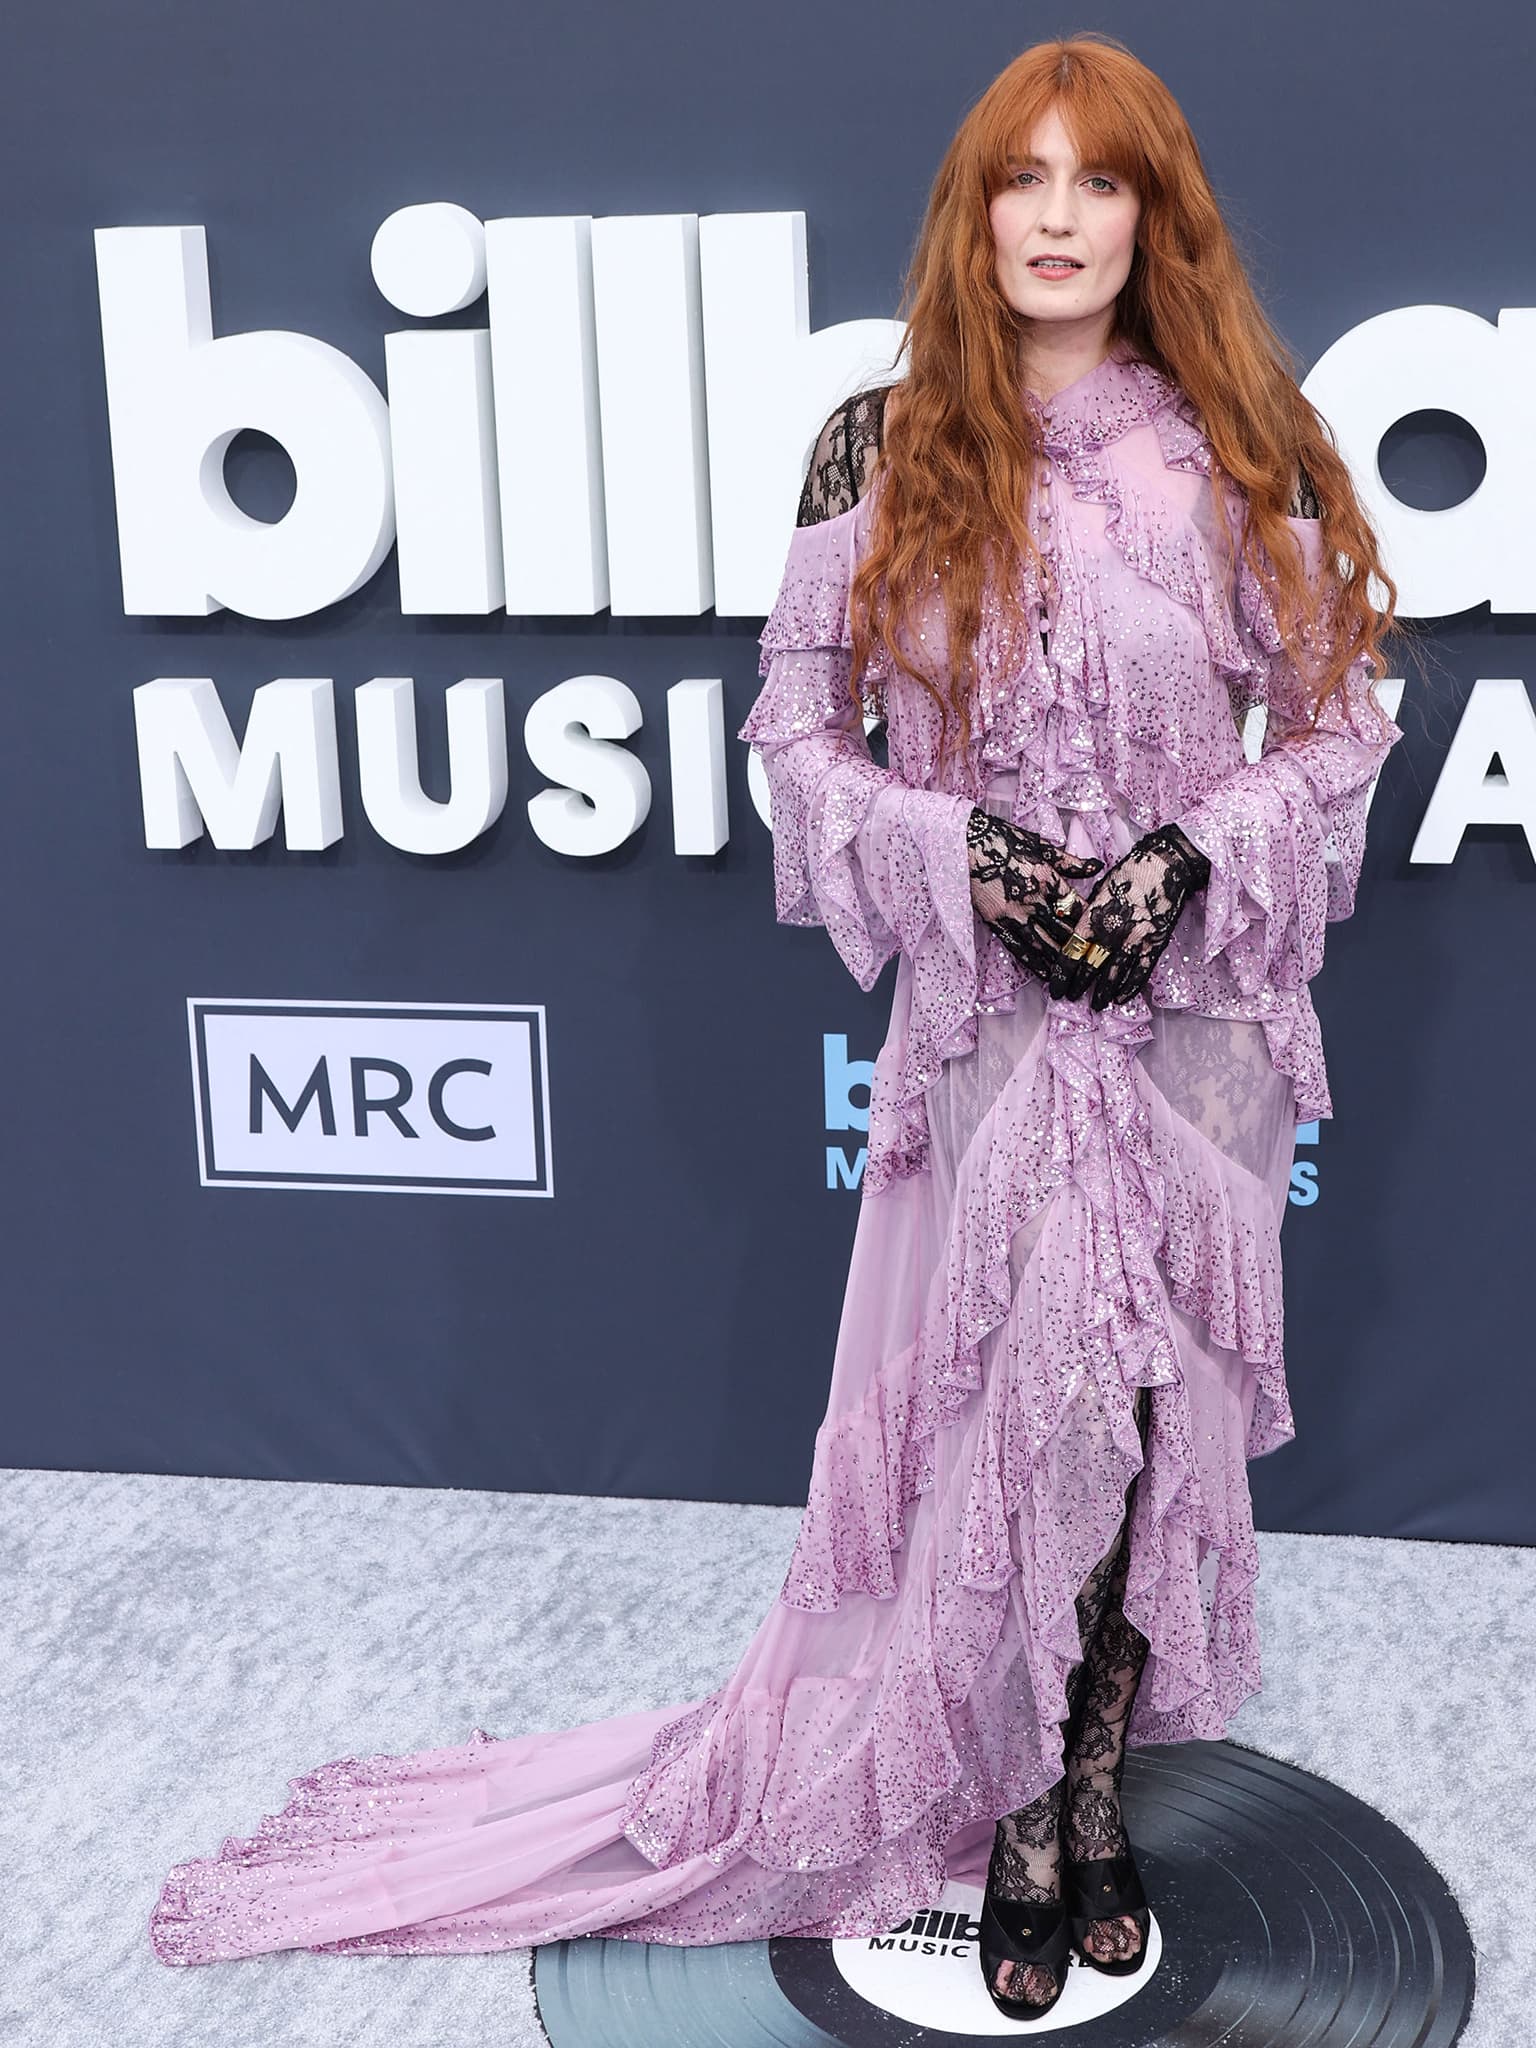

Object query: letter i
[372,203,505,614]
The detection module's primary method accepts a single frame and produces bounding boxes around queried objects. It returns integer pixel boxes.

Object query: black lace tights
[986,1387,1152,2006]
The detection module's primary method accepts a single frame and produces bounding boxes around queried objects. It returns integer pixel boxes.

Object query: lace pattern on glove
[1051,822,1211,1009]
[966,806,1103,983]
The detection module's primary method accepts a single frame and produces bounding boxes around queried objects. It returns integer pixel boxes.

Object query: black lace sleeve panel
[1286,461,1322,519]
[795,385,892,526]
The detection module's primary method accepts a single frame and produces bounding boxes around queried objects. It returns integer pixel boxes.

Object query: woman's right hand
[966,807,1104,981]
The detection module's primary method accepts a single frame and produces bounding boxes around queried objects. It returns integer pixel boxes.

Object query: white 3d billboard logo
[95,210,1536,623]
[94,208,904,622]
[94,212,1536,866]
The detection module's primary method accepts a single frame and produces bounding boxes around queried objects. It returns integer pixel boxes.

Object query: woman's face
[988,105,1141,347]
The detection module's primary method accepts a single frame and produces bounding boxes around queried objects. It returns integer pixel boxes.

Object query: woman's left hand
[1047,823,1212,1009]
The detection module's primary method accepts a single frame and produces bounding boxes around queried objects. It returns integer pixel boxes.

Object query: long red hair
[848,31,1400,773]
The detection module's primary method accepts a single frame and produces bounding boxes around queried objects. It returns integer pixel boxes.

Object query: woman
[148,34,1402,2023]
[738,34,1401,2016]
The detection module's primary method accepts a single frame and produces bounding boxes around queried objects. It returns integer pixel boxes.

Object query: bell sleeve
[737,506,982,1076]
[1169,512,1404,997]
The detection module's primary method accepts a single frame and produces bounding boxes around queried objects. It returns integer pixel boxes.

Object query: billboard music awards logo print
[824,1032,872,1192]
[187,998,552,1197]
[825,1876,1164,2031]
[1290,1121,1321,1206]
[823,1033,1326,1203]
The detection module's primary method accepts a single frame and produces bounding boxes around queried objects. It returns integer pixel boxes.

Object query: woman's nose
[1040,189,1082,231]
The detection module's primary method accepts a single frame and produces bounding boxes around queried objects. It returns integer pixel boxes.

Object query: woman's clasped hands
[966,808,1212,1012]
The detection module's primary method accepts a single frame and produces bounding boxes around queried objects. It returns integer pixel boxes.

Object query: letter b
[94,225,394,618]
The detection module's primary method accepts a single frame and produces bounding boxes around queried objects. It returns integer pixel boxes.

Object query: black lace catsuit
[793,387,1322,2004]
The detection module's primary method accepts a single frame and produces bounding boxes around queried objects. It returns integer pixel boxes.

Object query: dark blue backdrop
[2,0,1528,1544]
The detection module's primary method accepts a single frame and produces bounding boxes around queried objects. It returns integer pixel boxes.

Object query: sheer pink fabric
[147,347,1400,1967]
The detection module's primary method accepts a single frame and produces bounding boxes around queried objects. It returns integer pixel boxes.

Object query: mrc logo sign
[187,998,551,1197]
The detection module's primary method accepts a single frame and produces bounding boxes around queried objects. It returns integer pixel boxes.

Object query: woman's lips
[1028,259,1084,279]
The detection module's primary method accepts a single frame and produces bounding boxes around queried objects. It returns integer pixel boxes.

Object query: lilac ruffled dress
[147,347,1402,1967]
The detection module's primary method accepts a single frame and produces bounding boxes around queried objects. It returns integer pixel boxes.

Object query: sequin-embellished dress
[147,345,1401,1966]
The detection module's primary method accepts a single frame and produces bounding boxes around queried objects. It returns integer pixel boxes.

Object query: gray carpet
[1,1466,1525,2046]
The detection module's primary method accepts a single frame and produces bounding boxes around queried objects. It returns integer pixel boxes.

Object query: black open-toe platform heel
[1065,1847,1151,1977]
[979,1885,1073,2021]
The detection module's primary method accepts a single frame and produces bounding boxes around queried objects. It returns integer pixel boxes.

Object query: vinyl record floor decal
[532,1740,1474,2047]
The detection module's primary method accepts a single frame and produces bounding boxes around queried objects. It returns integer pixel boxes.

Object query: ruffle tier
[781,999,1290,1623]
[739,647,984,1197]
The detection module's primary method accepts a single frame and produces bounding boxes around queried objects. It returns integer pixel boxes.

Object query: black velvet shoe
[978,1883,1073,2021]
[1065,1846,1151,1977]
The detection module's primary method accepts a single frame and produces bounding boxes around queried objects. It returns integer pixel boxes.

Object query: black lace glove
[967,807,1105,983]
[1046,822,1212,1009]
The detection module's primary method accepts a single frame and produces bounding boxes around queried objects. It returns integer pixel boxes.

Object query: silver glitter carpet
[1,1466,1527,2047]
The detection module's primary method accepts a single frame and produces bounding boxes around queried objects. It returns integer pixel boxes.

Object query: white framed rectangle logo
[188,998,552,1196]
